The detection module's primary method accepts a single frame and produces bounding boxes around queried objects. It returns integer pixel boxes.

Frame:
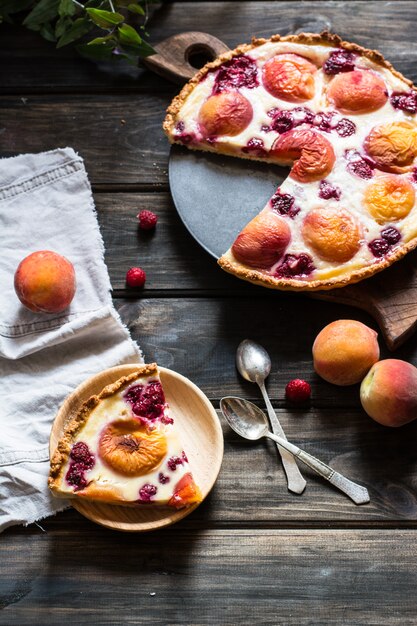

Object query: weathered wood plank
[97,192,238,290]
[2,2,417,92]
[0,529,416,625]
[114,298,417,406]
[0,94,173,186]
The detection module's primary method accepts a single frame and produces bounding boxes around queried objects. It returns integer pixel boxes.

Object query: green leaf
[86,8,124,29]
[57,16,91,48]
[40,21,57,41]
[117,23,141,46]
[55,15,71,37]
[23,0,60,30]
[127,3,145,15]
[77,41,115,61]
[58,0,76,17]
[87,35,113,45]
[120,39,154,57]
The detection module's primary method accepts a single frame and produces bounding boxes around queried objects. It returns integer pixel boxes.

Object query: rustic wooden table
[1,2,417,624]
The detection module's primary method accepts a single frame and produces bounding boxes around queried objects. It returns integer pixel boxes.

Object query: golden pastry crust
[163,31,415,139]
[163,31,417,291]
[218,237,417,291]
[48,363,158,495]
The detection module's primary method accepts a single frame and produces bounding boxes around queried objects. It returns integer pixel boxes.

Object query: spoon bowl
[236,339,271,384]
[220,396,269,440]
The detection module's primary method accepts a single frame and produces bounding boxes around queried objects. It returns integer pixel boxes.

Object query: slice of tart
[164,31,417,291]
[49,364,202,509]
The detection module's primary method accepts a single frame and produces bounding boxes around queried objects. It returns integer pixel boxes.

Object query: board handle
[142,31,230,84]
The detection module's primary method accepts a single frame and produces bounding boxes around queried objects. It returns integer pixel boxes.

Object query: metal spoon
[236,339,306,494]
[220,396,370,506]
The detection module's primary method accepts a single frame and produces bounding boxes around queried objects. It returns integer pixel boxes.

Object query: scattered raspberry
[158,472,170,484]
[275,253,315,278]
[126,267,146,288]
[323,49,356,75]
[66,462,88,491]
[368,238,390,258]
[270,190,300,218]
[167,456,183,471]
[319,180,341,201]
[70,442,95,470]
[381,226,401,245]
[138,483,157,502]
[285,379,311,404]
[390,91,417,114]
[138,210,158,230]
[335,118,356,137]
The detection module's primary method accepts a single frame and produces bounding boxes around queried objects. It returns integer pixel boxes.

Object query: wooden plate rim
[49,364,224,532]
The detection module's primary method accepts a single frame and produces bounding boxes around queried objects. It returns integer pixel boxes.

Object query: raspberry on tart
[49,364,202,509]
[164,32,417,291]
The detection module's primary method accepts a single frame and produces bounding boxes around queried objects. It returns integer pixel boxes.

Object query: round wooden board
[50,364,224,532]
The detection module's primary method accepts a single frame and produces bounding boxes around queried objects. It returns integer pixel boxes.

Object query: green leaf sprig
[0,0,157,64]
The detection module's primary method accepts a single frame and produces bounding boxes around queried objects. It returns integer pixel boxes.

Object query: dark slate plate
[168,144,287,258]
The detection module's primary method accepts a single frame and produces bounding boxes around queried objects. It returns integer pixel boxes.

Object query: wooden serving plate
[143,32,417,351]
[50,364,224,532]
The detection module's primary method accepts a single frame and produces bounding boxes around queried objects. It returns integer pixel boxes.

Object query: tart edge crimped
[163,30,416,139]
[218,235,417,292]
[48,363,159,496]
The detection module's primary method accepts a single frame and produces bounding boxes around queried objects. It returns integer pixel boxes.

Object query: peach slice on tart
[262,53,317,102]
[326,69,388,114]
[364,121,417,174]
[49,364,202,509]
[302,207,362,263]
[98,419,168,477]
[271,129,335,183]
[231,210,291,269]
[199,91,253,138]
[363,174,415,224]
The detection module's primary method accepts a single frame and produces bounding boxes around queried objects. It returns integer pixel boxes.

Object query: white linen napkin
[0,148,142,532]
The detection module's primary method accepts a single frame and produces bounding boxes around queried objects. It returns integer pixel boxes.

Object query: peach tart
[49,364,202,509]
[164,32,417,290]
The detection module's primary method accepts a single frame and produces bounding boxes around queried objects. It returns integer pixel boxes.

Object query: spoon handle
[258,382,306,495]
[266,431,370,505]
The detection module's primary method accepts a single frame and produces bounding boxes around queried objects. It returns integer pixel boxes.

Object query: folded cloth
[0,148,142,532]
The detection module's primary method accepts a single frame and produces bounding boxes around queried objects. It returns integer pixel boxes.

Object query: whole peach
[14,250,76,313]
[360,359,417,427]
[313,320,379,386]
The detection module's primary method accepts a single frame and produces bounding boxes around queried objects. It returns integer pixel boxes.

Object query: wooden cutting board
[143,32,417,351]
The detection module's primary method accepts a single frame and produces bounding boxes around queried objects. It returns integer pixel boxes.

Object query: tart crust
[163,31,417,291]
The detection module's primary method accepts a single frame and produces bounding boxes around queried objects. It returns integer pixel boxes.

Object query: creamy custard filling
[57,375,195,505]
